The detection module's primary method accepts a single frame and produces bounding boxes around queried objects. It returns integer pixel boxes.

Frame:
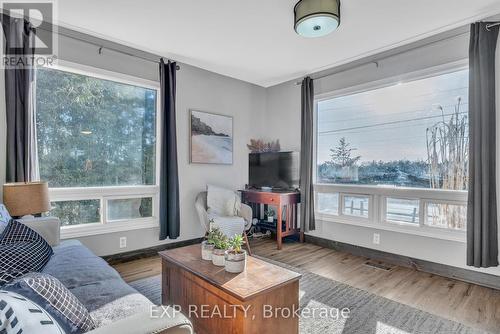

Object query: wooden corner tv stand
[240,189,303,250]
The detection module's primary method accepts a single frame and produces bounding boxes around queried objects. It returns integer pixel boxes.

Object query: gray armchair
[195,191,252,255]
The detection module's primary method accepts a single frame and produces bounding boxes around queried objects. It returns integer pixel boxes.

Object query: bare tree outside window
[426,97,468,229]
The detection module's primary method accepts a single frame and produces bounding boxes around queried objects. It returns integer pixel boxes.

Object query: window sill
[316,213,466,243]
[60,218,159,239]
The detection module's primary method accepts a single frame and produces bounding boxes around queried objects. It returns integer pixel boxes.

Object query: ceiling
[56,0,500,87]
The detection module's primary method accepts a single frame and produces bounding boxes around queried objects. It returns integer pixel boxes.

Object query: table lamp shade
[3,182,51,217]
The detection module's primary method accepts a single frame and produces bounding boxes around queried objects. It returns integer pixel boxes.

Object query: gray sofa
[20,218,193,334]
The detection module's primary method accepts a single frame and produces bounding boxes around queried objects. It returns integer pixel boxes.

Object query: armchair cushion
[206,184,241,216]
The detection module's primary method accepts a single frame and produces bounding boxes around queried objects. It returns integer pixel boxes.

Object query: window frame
[36,60,161,238]
[313,60,469,242]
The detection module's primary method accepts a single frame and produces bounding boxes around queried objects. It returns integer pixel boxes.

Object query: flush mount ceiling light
[294,0,340,38]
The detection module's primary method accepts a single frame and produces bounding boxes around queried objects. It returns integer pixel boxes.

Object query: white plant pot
[201,241,214,261]
[212,249,226,266]
[267,216,274,223]
[224,250,247,273]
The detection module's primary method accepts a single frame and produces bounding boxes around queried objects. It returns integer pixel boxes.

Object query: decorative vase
[212,248,226,266]
[201,241,215,260]
[267,216,274,223]
[224,250,247,273]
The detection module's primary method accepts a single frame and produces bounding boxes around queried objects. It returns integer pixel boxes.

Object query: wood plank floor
[112,238,500,333]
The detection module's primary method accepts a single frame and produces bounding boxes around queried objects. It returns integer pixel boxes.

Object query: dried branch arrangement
[247,139,281,153]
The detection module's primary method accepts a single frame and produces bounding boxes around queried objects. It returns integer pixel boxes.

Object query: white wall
[264,30,500,276]
[0,30,266,256]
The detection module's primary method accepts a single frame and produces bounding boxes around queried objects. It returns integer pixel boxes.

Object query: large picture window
[36,64,159,235]
[315,67,468,237]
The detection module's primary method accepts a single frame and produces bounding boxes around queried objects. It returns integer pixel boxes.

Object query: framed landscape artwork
[190,110,233,164]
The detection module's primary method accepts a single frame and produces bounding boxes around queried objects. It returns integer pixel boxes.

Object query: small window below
[386,198,419,224]
[49,200,100,226]
[107,197,153,221]
[343,195,369,218]
[317,193,339,215]
[426,203,466,230]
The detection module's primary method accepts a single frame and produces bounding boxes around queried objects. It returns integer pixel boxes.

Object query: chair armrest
[86,307,193,334]
[195,193,210,232]
[240,203,253,230]
[18,217,61,247]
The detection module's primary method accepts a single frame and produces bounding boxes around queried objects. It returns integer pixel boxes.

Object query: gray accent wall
[0,28,266,256]
[263,28,500,276]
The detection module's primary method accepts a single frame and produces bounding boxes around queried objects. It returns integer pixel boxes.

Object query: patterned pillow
[0,290,65,334]
[0,204,11,234]
[3,273,96,334]
[0,220,53,286]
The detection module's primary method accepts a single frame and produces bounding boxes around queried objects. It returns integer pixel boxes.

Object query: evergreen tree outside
[329,137,361,167]
[36,67,157,225]
[36,67,157,188]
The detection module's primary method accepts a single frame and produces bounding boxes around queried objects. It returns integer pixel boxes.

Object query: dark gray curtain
[300,77,315,232]
[159,59,180,240]
[2,14,38,182]
[467,22,499,268]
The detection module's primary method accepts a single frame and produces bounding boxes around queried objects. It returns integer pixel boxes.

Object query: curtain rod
[56,29,180,70]
[29,20,180,70]
[0,10,180,69]
[295,61,379,85]
[294,29,470,86]
[486,22,500,31]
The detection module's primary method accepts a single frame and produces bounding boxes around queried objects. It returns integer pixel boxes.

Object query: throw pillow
[3,273,95,334]
[207,184,241,216]
[0,290,65,334]
[0,204,11,235]
[0,220,53,286]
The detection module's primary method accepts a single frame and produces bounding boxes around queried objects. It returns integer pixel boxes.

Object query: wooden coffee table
[159,244,301,334]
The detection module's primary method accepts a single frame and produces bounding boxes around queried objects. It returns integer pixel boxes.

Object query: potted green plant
[224,235,247,273]
[211,230,229,266]
[265,208,275,223]
[201,226,218,260]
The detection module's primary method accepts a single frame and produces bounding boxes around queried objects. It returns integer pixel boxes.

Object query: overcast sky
[317,69,469,164]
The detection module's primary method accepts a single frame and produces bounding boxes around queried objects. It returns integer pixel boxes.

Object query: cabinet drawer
[242,192,280,205]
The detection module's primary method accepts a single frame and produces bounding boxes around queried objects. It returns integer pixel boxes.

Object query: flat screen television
[249,151,300,190]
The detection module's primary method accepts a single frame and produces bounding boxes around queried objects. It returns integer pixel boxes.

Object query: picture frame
[189,109,233,165]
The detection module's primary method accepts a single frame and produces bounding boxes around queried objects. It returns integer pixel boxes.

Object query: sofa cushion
[42,240,152,327]
[3,272,96,333]
[0,220,53,286]
[0,290,65,334]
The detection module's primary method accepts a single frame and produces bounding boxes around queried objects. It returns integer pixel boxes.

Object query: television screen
[249,152,300,190]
